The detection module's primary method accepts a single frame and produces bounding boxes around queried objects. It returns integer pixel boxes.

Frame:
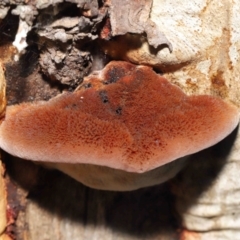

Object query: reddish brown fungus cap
[0,61,239,172]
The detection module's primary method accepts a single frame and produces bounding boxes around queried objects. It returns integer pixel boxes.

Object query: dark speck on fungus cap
[0,61,239,173]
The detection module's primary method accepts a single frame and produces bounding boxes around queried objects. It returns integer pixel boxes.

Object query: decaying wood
[0,3,179,240]
[1,1,240,240]
[172,127,240,240]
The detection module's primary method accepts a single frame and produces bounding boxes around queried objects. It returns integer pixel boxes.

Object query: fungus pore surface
[0,61,239,173]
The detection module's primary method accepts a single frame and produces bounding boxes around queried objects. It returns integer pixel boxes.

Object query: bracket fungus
[0,61,239,190]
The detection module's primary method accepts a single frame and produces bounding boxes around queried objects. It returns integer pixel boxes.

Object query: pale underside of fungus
[0,61,239,190]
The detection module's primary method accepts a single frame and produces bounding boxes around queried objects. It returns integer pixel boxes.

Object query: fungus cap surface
[0,61,239,173]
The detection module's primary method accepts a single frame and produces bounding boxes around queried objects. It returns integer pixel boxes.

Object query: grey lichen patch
[36,1,107,87]
[37,13,104,43]
[39,45,92,87]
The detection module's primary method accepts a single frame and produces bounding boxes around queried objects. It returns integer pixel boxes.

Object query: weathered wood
[4,156,178,240]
